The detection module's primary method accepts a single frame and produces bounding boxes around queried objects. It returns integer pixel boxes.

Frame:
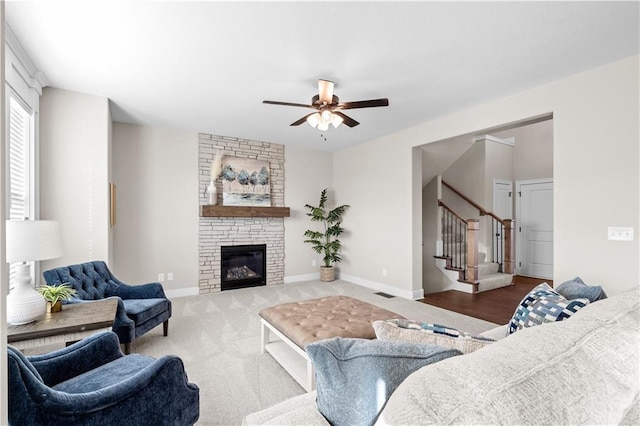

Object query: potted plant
[38,284,77,313]
[304,188,349,282]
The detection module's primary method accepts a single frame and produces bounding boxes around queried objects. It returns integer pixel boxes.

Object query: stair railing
[438,200,467,275]
[442,180,513,275]
[437,200,481,288]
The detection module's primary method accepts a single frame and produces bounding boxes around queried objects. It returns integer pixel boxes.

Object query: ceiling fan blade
[333,111,360,128]
[263,100,315,109]
[290,113,315,126]
[338,98,389,110]
[318,79,334,104]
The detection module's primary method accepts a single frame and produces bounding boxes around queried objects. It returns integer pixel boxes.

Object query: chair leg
[123,342,131,355]
[163,319,169,336]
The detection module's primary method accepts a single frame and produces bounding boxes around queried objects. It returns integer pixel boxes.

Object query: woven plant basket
[320,266,335,282]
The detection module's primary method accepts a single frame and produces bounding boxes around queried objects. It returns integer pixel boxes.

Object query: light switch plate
[608,227,634,241]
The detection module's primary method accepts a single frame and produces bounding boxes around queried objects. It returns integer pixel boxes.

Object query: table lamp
[6,220,63,325]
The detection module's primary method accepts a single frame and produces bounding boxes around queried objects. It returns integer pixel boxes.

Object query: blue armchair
[43,261,171,354]
[8,331,199,425]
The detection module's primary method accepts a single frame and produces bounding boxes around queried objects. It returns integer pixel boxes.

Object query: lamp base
[6,264,46,325]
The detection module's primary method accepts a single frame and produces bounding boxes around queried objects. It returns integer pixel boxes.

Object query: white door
[493,179,513,263]
[493,179,513,219]
[516,179,553,279]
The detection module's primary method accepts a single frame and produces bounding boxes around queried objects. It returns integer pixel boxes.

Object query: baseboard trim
[284,273,320,283]
[340,274,424,300]
[165,287,200,298]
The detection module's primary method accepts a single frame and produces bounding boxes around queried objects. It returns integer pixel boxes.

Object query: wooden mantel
[200,205,290,218]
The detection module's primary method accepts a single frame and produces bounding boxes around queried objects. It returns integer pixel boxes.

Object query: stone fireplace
[198,134,285,293]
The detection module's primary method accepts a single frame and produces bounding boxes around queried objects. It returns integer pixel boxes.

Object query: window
[5,27,44,288]
[8,96,31,220]
[6,94,35,287]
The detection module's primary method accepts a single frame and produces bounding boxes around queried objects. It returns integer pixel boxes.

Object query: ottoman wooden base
[259,295,403,391]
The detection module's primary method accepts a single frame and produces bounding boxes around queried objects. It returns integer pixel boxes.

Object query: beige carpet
[130,280,497,425]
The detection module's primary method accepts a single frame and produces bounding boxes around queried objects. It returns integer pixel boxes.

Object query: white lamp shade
[6,220,63,263]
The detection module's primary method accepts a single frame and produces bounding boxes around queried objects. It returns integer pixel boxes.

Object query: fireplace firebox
[221,244,266,290]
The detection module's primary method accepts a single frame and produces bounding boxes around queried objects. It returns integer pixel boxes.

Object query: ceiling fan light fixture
[264,79,389,130]
[307,112,321,128]
[331,113,343,128]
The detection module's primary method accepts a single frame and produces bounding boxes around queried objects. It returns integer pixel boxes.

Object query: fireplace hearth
[221,244,266,290]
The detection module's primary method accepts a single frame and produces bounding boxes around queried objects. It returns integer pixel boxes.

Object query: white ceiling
[5,1,639,152]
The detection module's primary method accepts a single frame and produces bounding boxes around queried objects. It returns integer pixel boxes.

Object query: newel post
[466,219,479,288]
[503,219,514,274]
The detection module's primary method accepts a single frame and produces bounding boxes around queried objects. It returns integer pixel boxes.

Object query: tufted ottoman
[259,295,403,391]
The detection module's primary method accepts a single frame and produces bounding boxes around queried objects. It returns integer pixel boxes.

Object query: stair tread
[478,261,500,277]
[477,273,514,292]
[478,273,513,279]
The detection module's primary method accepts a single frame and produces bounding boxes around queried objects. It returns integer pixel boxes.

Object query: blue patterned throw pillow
[508,282,589,335]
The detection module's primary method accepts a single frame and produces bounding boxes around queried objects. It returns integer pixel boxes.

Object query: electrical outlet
[312,259,317,267]
[167,272,174,281]
[382,268,387,277]
[158,273,165,282]
[608,226,634,241]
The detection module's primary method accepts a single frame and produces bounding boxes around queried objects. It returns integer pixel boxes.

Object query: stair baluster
[437,200,468,281]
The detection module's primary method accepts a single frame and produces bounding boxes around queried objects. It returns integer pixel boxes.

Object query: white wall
[284,145,333,280]
[334,55,639,297]
[495,119,553,181]
[442,141,486,220]
[39,87,111,274]
[443,141,486,212]
[112,123,199,296]
[484,139,514,208]
[333,137,420,299]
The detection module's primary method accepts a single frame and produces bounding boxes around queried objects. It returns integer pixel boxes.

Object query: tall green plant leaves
[303,189,349,267]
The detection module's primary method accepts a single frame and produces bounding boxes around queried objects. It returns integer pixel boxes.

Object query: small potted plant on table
[304,188,349,282]
[38,284,77,313]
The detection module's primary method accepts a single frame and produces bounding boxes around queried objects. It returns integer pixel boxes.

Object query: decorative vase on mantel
[207,180,218,205]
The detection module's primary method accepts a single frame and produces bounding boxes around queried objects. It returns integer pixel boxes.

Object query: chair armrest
[29,332,123,386]
[31,355,198,415]
[108,276,168,300]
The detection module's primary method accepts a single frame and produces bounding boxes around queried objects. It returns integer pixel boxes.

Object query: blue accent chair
[43,261,171,354]
[8,331,199,425]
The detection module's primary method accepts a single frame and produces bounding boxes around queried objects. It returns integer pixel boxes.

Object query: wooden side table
[7,297,118,351]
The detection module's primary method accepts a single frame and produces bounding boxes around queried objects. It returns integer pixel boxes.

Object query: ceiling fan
[263,79,389,131]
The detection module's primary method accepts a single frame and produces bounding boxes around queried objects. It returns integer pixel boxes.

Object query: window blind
[7,96,32,287]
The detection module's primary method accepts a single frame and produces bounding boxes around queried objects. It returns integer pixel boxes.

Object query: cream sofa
[244,288,639,425]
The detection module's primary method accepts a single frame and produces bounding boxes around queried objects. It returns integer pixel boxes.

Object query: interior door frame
[515,177,553,277]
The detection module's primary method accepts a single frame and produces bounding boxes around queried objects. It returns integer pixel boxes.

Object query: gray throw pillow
[556,276,607,302]
[305,337,461,426]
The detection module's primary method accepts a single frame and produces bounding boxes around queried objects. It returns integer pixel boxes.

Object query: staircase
[476,252,513,292]
[435,180,514,294]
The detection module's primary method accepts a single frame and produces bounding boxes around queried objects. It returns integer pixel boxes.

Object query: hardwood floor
[420,276,553,325]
